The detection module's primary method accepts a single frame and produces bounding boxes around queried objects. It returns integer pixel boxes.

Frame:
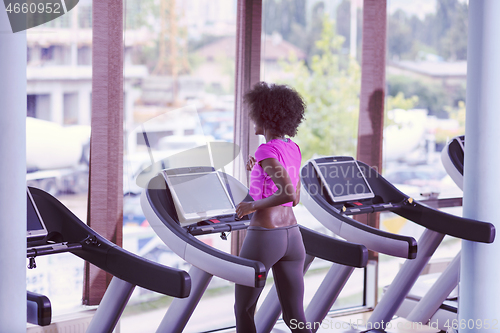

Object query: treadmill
[441,135,465,191]
[26,187,191,332]
[374,136,468,329]
[141,166,370,333]
[385,135,467,329]
[300,156,495,331]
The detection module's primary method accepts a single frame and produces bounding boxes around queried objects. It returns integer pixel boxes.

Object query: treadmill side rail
[393,201,495,243]
[300,165,418,259]
[29,187,191,298]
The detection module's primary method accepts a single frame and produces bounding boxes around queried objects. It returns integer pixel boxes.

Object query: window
[379,0,466,303]
[261,0,367,315]
[26,2,92,316]
[121,1,238,330]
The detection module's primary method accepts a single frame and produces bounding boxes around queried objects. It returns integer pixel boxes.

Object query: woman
[234,82,311,333]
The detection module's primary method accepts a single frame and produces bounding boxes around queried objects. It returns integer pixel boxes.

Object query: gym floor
[118,304,442,333]
[214,312,442,333]
[53,194,452,333]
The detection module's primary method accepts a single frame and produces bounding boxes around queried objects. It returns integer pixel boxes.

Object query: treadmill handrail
[29,187,191,298]
[303,158,495,244]
[393,201,495,243]
[299,226,368,268]
[301,161,418,259]
[220,172,368,267]
[355,160,495,243]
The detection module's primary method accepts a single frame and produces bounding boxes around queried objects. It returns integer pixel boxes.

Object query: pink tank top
[249,138,302,206]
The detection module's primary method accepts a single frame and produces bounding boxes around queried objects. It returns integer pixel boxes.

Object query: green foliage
[387,10,414,59]
[286,1,327,65]
[439,1,468,61]
[263,0,307,42]
[280,17,361,162]
[386,92,419,111]
[335,0,362,60]
[387,75,456,117]
[385,92,419,129]
[448,100,466,127]
[434,100,466,144]
[386,0,468,61]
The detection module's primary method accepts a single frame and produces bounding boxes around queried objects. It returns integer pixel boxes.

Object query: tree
[435,100,465,145]
[287,1,326,65]
[263,0,307,42]
[386,92,419,112]
[387,75,450,117]
[335,0,362,59]
[439,1,468,60]
[387,10,414,60]
[386,0,468,61]
[280,17,361,161]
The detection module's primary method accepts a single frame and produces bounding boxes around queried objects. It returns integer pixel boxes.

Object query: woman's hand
[246,155,257,171]
[236,201,256,219]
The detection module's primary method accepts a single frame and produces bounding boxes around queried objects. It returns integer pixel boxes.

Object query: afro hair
[244,82,305,137]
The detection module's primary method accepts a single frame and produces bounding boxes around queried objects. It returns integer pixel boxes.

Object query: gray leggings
[234,225,312,333]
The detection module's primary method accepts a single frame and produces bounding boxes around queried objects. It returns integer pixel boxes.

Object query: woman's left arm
[236,158,296,218]
[292,178,300,207]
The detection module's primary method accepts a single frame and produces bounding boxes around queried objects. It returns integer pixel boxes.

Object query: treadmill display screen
[313,160,375,202]
[27,190,48,241]
[163,171,236,225]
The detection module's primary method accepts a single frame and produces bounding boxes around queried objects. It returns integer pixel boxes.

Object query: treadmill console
[311,156,375,203]
[26,188,83,268]
[27,189,48,242]
[160,167,253,236]
[305,156,407,216]
[162,169,237,226]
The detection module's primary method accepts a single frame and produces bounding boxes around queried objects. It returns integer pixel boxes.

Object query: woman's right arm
[236,157,296,218]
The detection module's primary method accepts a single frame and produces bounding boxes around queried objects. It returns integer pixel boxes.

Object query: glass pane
[260,0,365,315]
[122,0,237,331]
[26,0,92,315]
[379,0,467,302]
[384,0,466,201]
[261,0,362,162]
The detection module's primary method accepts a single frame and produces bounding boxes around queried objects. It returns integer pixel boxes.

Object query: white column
[460,1,500,331]
[0,5,27,333]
